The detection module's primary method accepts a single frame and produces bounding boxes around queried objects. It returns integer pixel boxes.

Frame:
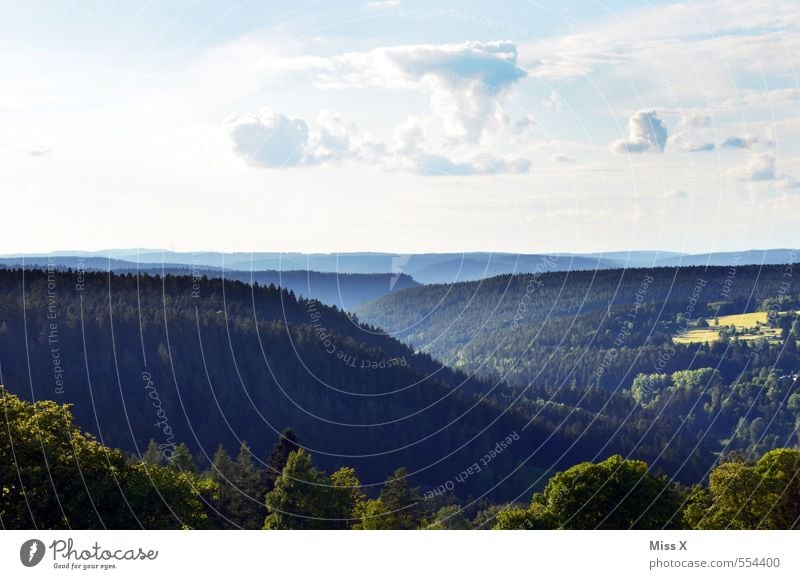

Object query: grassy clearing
[709,312,767,329]
[673,311,788,344]
[674,329,721,344]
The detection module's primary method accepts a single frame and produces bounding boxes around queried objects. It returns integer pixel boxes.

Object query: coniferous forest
[1,263,799,529]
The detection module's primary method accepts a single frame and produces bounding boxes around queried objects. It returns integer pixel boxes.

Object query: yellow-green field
[712,312,766,328]
[673,329,721,344]
[673,311,788,344]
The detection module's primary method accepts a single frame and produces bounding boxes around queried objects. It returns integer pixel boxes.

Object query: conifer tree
[266,427,299,492]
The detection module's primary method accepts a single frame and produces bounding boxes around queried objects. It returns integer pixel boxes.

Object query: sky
[1,0,798,254]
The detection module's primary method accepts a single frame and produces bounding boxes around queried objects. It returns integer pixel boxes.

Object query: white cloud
[381,41,526,143]
[611,110,668,153]
[393,116,424,154]
[715,88,800,112]
[666,112,716,152]
[365,0,400,7]
[523,34,626,81]
[728,151,776,181]
[519,1,800,104]
[513,114,537,134]
[415,153,530,176]
[307,111,372,163]
[277,41,527,143]
[542,89,564,111]
[228,109,381,168]
[722,135,757,149]
[526,58,592,81]
[728,151,800,194]
[229,110,310,167]
[228,109,531,176]
[777,175,800,190]
[223,41,531,172]
[551,153,572,163]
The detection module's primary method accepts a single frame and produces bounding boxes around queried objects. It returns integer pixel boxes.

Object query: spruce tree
[229,441,266,529]
[378,467,422,529]
[142,439,164,465]
[210,444,236,528]
[265,427,299,492]
[169,443,196,472]
[264,449,330,529]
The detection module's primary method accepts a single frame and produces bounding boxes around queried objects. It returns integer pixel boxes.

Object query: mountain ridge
[2,248,796,285]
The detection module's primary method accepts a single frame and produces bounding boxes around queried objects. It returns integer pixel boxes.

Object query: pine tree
[229,441,265,529]
[266,427,299,492]
[264,449,331,530]
[377,467,422,529]
[142,439,164,465]
[210,444,236,528]
[169,443,196,472]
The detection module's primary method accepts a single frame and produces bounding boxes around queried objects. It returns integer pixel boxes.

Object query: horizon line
[0,247,798,258]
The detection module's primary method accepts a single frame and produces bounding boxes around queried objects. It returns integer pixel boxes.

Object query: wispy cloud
[365,0,400,8]
[414,153,530,176]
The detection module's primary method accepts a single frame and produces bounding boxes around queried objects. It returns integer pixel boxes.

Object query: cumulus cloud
[611,110,668,153]
[223,42,544,175]
[307,111,362,162]
[311,41,526,143]
[542,89,563,112]
[777,176,800,190]
[393,116,425,155]
[389,41,525,142]
[666,112,715,152]
[722,135,757,149]
[728,151,800,193]
[214,41,525,144]
[229,109,381,168]
[513,114,537,134]
[728,151,776,181]
[415,153,530,176]
[229,110,310,167]
[229,109,529,176]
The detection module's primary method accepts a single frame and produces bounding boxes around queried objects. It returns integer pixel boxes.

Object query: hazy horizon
[0,246,797,257]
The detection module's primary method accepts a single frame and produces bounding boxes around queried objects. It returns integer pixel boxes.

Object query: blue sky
[1,0,798,253]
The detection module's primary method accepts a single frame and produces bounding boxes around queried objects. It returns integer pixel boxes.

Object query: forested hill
[134,268,419,309]
[355,264,799,391]
[353,264,800,479]
[2,266,798,502]
[0,267,641,501]
[0,258,419,308]
[0,267,516,492]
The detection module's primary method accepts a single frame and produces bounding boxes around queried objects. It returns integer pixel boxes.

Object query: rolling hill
[0,257,418,308]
